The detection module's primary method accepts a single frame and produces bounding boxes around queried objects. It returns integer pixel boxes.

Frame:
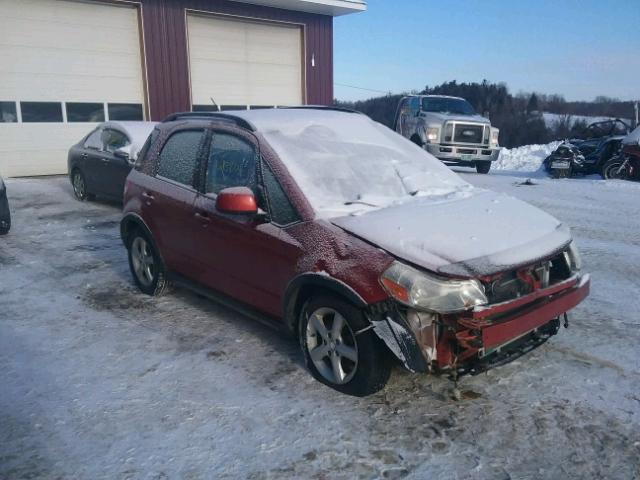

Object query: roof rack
[161,112,256,131]
[279,105,362,115]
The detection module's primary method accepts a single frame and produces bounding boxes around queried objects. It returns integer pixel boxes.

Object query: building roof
[232,0,366,16]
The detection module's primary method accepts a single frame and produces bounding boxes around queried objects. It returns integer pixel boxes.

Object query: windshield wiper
[344,199,378,207]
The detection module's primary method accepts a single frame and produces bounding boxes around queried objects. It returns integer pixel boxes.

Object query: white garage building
[0,0,365,177]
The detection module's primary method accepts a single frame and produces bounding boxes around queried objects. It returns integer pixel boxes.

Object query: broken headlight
[380,261,488,314]
[565,241,582,272]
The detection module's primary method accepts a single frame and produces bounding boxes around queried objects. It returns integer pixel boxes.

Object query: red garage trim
[138,0,333,120]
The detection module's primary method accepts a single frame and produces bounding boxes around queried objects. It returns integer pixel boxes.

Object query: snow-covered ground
[1,175,639,479]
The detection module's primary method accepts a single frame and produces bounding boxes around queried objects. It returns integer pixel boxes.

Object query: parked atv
[543,143,584,178]
[602,126,640,181]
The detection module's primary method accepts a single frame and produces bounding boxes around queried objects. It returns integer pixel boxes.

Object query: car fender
[120,213,167,268]
[283,273,428,372]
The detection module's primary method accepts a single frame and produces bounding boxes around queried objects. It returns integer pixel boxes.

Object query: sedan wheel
[72,170,87,200]
[306,307,359,385]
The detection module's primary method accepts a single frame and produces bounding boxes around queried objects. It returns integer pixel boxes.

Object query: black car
[68,121,157,202]
[0,177,10,235]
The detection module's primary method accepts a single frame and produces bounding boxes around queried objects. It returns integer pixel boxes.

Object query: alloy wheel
[306,307,358,385]
[72,171,86,199]
[131,236,155,287]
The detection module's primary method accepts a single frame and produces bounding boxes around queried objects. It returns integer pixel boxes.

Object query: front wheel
[602,158,629,180]
[127,229,169,296]
[71,169,94,201]
[300,294,391,397]
[475,161,491,174]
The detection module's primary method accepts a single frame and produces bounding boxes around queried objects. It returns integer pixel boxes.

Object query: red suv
[121,108,590,396]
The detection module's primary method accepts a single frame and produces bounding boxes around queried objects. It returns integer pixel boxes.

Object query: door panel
[192,194,299,316]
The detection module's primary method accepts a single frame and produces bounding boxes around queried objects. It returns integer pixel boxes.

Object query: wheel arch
[120,213,166,269]
[282,273,368,337]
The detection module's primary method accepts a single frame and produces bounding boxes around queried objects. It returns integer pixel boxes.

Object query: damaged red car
[121,108,590,396]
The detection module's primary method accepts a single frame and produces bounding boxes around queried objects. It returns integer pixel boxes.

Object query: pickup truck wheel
[476,161,491,174]
[127,229,169,296]
[300,294,391,397]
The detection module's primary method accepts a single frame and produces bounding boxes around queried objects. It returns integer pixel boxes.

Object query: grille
[453,124,485,144]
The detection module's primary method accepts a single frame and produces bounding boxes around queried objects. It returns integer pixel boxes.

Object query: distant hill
[335,80,638,148]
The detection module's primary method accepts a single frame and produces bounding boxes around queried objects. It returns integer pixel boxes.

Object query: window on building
[261,160,299,225]
[21,102,63,123]
[193,105,218,112]
[0,102,17,123]
[66,102,105,122]
[157,130,204,186]
[219,105,247,111]
[206,133,257,195]
[108,103,143,121]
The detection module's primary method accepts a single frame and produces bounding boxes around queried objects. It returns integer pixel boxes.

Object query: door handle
[101,158,109,163]
[81,153,88,159]
[142,192,155,199]
[195,212,211,225]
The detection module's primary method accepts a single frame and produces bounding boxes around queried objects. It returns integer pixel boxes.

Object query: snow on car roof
[231,108,473,217]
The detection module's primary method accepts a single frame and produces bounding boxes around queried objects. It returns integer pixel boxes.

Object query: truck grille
[453,124,485,144]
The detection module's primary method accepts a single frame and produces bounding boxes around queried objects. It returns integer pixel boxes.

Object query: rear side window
[206,133,257,194]
[157,130,204,186]
[84,129,103,150]
[136,128,159,167]
[262,161,299,225]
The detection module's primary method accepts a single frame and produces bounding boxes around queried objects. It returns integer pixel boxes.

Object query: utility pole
[635,101,639,128]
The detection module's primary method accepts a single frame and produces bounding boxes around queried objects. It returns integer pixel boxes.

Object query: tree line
[335,80,637,148]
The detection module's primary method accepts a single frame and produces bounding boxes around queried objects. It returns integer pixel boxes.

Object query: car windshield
[421,97,476,115]
[242,110,472,218]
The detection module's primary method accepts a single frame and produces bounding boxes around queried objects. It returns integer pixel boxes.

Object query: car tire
[476,161,491,174]
[71,169,94,201]
[602,158,628,180]
[127,228,169,296]
[299,294,391,397]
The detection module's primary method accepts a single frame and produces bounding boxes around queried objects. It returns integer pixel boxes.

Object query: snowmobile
[543,143,584,178]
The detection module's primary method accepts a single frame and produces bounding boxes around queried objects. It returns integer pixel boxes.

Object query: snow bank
[492,141,561,173]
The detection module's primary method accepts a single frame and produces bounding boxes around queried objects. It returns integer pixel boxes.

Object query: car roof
[161,107,362,133]
[407,94,466,101]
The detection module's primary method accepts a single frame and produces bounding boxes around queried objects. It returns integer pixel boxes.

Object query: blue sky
[333,0,640,102]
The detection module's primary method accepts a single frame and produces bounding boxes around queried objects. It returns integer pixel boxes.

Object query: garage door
[188,14,303,111]
[0,0,145,177]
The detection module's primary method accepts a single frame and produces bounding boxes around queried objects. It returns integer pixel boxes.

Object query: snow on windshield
[243,110,473,217]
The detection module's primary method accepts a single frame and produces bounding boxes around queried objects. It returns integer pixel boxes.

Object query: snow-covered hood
[422,112,490,125]
[623,126,640,146]
[331,190,572,277]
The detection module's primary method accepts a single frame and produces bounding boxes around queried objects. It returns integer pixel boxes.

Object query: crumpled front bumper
[368,274,590,374]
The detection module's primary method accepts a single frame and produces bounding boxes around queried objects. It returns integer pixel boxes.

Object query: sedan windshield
[239,110,472,218]
[421,97,476,116]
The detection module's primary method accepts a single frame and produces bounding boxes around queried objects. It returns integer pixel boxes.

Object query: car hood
[422,112,490,125]
[331,189,572,277]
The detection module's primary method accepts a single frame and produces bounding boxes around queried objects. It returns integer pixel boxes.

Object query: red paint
[215,187,258,214]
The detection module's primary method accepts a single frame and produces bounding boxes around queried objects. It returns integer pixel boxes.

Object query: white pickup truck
[394,95,500,173]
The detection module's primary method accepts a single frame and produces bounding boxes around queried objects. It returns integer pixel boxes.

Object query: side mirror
[114,148,130,163]
[215,187,258,215]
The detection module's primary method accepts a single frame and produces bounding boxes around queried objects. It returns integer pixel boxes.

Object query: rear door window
[205,133,257,195]
[84,129,103,150]
[157,130,204,187]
